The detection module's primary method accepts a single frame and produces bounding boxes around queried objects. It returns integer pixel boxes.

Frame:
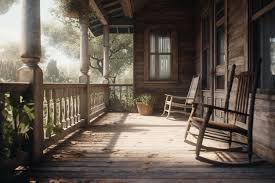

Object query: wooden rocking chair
[184,62,260,163]
[162,76,200,118]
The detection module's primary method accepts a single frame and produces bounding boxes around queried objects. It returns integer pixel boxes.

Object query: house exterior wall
[133,0,196,111]
[133,0,275,163]
[194,0,275,163]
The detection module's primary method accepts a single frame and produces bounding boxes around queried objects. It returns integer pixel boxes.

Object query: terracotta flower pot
[136,102,154,116]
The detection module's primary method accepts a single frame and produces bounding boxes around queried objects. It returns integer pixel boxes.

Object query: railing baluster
[45,89,51,138]
[53,89,57,127]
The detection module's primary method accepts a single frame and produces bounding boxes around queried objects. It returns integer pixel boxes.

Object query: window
[251,7,275,89]
[202,15,211,90]
[215,0,225,20]
[214,0,226,90]
[149,32,171,80]
[144,27,178,82]
[216,75,225,89]
[252,0,274,14]
[216,26,225,65]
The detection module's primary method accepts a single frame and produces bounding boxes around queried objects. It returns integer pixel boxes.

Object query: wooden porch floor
[31,113,275,182]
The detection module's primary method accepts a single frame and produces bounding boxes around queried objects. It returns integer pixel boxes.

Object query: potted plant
[134,94,155,115]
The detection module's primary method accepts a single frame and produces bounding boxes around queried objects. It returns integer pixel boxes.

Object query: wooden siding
[194,0,275,163]
[133,0,196,111]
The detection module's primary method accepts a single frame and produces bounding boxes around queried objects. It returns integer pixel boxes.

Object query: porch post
[16,0,43,163]
[103,25,110,83]
[79,15,90,125]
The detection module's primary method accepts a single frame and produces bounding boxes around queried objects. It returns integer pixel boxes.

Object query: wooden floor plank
[31,113,275,182]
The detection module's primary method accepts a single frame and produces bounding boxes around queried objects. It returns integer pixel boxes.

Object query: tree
[0,42,48,82]
[45,59,60,82]
[42,3,133,83]
[0,42,21,82]
[0,0,17,15]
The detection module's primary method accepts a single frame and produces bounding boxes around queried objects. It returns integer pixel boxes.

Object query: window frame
[214,0,227,91]
[149,31,172,80]
[201,12,212,90]
[249,0,275,90]
[144,26,178,84]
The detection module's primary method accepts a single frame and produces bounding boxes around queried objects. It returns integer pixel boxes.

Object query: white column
[79,15,90,84]
[79,15,90,125]
[16,0,43,163]
[103,25,110,83]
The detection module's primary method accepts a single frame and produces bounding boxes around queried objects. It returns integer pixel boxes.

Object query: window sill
[257,89,275,95]
[144,80,178,84]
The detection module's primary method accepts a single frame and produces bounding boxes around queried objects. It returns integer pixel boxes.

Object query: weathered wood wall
[133,0,196,111]
[194,0,275,163]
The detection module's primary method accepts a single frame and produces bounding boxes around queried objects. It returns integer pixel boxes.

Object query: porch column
[16,0,43,163]
[103,25,110,83]
[79,15,90,125]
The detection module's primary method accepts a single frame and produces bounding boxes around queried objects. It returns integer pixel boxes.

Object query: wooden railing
[88,84,109,121]
[43,84,86,148]
[1,82,110,163]
[109,84,134,112]
[0,82,32,168]
[42,84,109,149]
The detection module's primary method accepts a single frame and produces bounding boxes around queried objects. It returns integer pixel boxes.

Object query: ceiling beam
[119,0,133,18]
[89,0,108,25]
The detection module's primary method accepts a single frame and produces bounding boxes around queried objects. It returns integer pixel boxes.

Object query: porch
[31,113,275,182]
[1,0,275,181]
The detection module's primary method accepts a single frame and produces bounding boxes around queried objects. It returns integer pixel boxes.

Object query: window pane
[216,75,225,89]
[158,33,171,53]
[252,0,273,14]
[150,34,155,53]
[150,55,156,79]
[159,55,171,80]
[202,49,210,90]
[215,0,224,20]
[217,26,225,65]
[252,8,275,88]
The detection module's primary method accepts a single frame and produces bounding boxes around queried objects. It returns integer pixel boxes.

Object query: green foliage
[43,2,134,84]
[0,42,47,82]
[0,0,17,15]
[134,94,155,106]
[57,0,92,18]
[109,87,135,112]
[0,93,34,159]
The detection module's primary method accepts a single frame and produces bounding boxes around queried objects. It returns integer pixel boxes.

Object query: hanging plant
[58,0,91,18]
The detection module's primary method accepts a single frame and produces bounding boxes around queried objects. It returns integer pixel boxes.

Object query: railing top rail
[89,84,109,87]
[0,82,31,92]
[43,83,86,89]
[109,84,133,87]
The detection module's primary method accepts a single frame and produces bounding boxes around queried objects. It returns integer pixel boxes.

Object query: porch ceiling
[88,0,150,36]
[89,0,133,36]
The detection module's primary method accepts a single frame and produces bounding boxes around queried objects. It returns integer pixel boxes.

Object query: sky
[0,0,80,73]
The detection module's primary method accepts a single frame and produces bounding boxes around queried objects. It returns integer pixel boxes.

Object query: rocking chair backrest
[186,76,200,104]
[232,61,261,130]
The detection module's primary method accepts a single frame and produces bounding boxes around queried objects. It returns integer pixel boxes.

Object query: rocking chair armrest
[193,102,249,116]
[164,94,194,100]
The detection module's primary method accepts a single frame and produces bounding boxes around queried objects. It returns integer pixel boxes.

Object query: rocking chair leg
[184,105,196,140]
[184,118,192,140]
[166,105,171,118]
[196,125,206,158]
[166,97,173,119]
[161,96,169,116]
[248,141,253,164]
[196,108,212,158]
[229,132,233,148]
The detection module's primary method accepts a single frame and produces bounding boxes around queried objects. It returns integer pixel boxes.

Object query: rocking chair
[184,62,260,163]
[162,75,200,118]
